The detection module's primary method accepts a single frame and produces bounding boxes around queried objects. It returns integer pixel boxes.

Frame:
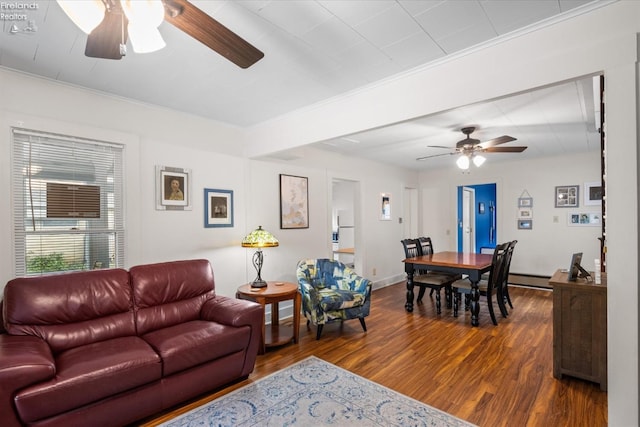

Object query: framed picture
[204,188,233,228]
[280,174,309,229]
[555,185,579,208]
[518,197,533,208]
[584,181,603,206]
[518,219,533,230]
[380,193,391,220]
[517,208,532,219]
[478,202,485,214]
[156,165,191,210]
[568,211,602,226]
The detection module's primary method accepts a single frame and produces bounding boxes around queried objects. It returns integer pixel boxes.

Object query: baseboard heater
[508,272,552,289]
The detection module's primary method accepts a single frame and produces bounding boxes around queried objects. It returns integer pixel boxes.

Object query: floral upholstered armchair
[296,259,372,340]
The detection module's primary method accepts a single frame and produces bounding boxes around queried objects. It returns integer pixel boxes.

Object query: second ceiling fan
[416,126,527,168]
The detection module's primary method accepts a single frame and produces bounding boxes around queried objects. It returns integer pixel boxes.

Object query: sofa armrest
[0,334,56,427]
[200,296,264,377]
[201,295,263,327]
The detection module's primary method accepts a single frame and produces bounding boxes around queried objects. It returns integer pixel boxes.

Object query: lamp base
[251,279,268,288]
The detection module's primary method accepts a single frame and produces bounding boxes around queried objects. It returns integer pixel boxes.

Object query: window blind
[12,128,125,276]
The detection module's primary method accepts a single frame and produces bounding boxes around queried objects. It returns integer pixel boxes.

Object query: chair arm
[0,334,56,427]
[346,272,371,295]
[201,295,263,328]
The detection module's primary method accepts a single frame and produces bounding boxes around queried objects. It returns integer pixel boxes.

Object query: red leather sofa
[0,259,263,427]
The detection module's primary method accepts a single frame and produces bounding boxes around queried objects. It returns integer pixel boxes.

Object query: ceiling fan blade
[483,146,528,153]
[478,135,516,149]
[416,152,455,161]
[163,0,264,68]
[427,145,455,150]
[85,7,128,60]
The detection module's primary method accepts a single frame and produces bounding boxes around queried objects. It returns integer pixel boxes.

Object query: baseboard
[509,273,552,289]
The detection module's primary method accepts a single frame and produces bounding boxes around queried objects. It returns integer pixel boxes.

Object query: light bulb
[456,155,470,170]
[473,154,486,167]
[120,0,166,53]
[57,0,106,34]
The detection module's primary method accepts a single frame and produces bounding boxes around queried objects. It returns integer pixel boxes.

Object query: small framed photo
[518,219,533,230]
[568,211,602,227]
[204,188,233,228]
[584,181,603,206]
[280,174,309,229]
[380,193,391,220]
[555,185,579,208]
[518,197,533,208]
[518,208,532,219]
[478,202,485,214]
[156,165,191,210]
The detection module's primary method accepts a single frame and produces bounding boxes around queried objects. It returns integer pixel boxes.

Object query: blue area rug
[161,356,475,427]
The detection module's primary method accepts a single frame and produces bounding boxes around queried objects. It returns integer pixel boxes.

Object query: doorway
[332,179,358,269]
[458,183,497,253]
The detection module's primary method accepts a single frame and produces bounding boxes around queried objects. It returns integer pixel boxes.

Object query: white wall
[418,151,602,276]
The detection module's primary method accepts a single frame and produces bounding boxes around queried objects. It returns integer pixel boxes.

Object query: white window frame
[11,128,125,276]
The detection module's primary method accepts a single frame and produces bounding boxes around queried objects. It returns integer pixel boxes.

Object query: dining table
[403,251,494,326]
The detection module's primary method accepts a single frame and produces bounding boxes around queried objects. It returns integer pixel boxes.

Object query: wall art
[204,188,233,228]
[280,174,309,229]
[555,185,579,208]
[156,165,191,210]
[584,181,603,206]
[568,211,602,227]
[380,193,391,220]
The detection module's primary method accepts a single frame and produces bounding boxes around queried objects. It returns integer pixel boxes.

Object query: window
[12,129,125,276]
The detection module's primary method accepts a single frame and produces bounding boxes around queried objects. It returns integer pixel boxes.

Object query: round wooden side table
[236,281,301,354]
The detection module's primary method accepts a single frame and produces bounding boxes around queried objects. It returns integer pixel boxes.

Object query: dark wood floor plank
[139,282,607,427]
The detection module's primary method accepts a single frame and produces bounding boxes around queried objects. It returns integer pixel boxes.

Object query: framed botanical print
[204,188,233,228]
[280,174,309,229]
[156,165,192,210]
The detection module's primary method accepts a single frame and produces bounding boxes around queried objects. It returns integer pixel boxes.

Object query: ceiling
[0,0,607,170]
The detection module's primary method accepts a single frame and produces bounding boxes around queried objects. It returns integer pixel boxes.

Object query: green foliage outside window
[26,253,85,274]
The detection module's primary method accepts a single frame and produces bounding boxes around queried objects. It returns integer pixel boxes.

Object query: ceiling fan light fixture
[120,0,166,53]
[57,0,106,34]
[473,154,486,167]
[128,25,166,53]
[456,155,470,170]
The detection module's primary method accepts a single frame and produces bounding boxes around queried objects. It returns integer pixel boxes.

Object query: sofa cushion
[4,269,135,354]
[130,260,216,335]
[14,336,161,423]
[142,320,250,376]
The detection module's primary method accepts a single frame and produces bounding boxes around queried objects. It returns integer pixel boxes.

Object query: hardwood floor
[140,282,607,427]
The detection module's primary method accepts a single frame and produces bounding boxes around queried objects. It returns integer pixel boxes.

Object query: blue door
[457,183,497,253]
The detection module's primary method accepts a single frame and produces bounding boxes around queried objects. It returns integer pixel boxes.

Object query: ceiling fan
[57,0,264,68]
[416,126,527,169]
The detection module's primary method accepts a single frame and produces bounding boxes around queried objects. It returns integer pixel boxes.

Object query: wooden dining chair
[452,241,509,325]
[400,238,457,314]
[500,240,518,314]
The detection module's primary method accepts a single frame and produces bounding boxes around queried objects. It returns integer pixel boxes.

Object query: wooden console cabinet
[549,269,607,391]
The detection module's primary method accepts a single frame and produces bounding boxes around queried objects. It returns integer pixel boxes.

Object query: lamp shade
[473,154,486,167]
[241,226,279,248]
[456,155,470,170]
[57,0,106,34]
